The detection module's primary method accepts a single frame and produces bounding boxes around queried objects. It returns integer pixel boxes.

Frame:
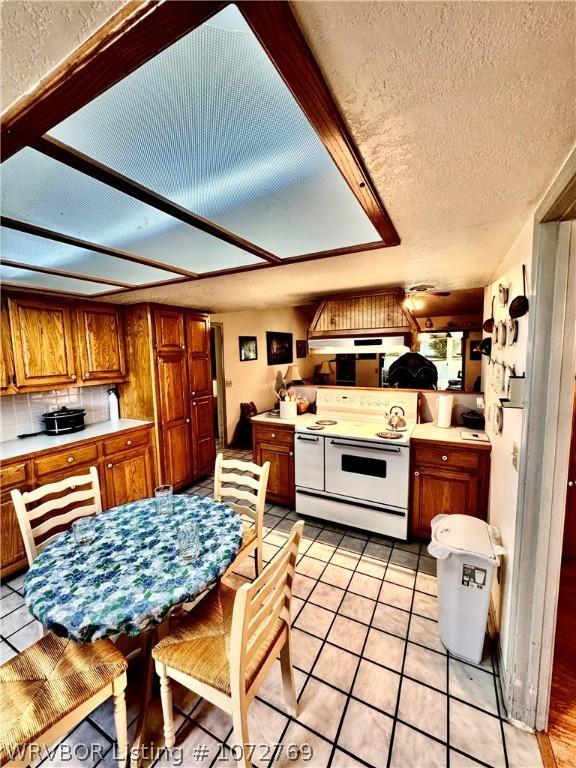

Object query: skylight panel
[0,265,113,295]
[0,149,261,273]
[47,4,379,258]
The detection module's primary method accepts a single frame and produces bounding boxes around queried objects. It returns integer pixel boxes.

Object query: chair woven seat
[152,584,284,695]
[0,633,127,766]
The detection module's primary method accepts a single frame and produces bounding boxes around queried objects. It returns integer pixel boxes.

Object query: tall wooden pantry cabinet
[121,304,215,490]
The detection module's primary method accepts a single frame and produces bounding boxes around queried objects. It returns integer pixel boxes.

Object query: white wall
[482,218,534,667]
[210,306,315,444]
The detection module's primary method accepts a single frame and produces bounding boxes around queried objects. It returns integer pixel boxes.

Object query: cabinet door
[191,396,215,478]
[1,302,15,393]
[105,448,153,508]
[411,466,479,539]
[255,442,295,507]
[156,352,193,487]
[76,304,126,382]
[0,489,29,575]
[186,314,211,396]
[8,297,77,387]
[154,309,185,352]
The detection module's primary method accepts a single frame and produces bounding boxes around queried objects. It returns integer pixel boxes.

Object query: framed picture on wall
[239,336,258,361]
[266,332,293,365]
[296,340,308,358]
[469,339,482,361]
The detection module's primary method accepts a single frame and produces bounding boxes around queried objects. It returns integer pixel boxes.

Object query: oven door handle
[296,435,320,443]
[329,440,402,454]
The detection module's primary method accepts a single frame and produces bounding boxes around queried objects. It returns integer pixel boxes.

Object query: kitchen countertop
[411,422,491,448]
[0,419,153,462]
[251,411,316,427]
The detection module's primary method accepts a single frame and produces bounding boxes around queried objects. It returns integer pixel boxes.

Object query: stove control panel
[316,388,419,420]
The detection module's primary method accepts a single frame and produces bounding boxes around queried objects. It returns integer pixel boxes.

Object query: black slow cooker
[42,407,86,435]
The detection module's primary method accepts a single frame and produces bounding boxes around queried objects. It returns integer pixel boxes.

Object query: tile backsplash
[0,386,110,442]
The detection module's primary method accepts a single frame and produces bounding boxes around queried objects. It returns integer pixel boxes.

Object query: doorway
[540,389,576,767]
[210,322,227,450]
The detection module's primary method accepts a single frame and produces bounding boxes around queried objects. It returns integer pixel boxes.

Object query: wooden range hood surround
[308,290,418,340]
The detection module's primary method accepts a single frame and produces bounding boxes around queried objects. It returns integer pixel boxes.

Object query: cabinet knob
[126,439,132,446]
[67,456,74,463]
[271,433,276,438]
[70,374,77,380]
[84,372,90,379]
[289,451,293,457]
[186,418,190,423]
[441,455,448,461]
[569,480,574,487]
[107,463,113,469]
[414,471,420,476]
[181,344,185,349]
[192,391,196,396]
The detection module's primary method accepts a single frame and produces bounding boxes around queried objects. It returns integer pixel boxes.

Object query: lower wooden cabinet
[192,396,216,478]
[252,422,295,507]
[104,447,153,507]
[0,424,156,578]
[410,439,491,539]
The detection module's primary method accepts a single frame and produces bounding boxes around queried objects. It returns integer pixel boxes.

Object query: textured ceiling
[2,1,575,312]
[0,0,124,111]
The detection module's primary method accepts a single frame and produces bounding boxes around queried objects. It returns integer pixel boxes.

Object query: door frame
[501,148,576,729]
[211,321,228,448]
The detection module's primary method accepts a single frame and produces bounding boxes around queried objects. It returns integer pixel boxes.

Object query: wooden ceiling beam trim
[1,216,198,278]
[1,1,228,160]
[31,135,281,265]
[239,0,400,247]
[0,259,134,288]
[0,282,117,299]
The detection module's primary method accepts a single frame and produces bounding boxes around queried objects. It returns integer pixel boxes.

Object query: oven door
[325,438,409,508]
[295,434,325,491]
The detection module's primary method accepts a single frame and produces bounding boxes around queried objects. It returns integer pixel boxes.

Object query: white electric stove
[295,389,419,539]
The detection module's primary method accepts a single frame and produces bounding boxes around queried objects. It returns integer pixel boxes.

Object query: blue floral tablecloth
[24,495,243,643]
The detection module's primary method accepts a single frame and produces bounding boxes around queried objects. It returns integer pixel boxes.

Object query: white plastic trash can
[428,514,505,664]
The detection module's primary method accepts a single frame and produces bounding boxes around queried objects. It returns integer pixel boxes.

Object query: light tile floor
[0,448,543,768]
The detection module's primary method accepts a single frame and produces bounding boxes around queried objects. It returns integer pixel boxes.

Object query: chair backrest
[11,466,102,566]
[213,453,270,529]
[229,521,303,693]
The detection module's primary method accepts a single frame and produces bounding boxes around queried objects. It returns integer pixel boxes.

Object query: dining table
[24,493,243,766]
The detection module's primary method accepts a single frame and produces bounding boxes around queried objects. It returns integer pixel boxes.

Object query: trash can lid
[432,514,498,560]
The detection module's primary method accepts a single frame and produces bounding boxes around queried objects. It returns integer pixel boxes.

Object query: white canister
[279,401,297,419]
[108,388,120,423]
[436,394,454,429]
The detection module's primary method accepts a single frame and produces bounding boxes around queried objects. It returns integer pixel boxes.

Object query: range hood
[308,336,409,354]
[308,291,417,352]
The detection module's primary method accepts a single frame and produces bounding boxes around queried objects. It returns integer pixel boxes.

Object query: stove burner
[306,424,325,431]
[376,431,404,440]
[315,419,337,426]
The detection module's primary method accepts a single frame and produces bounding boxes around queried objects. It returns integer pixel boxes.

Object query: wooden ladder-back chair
[152,521,304,768]
[11,466,102,567]
[213,453,270,577]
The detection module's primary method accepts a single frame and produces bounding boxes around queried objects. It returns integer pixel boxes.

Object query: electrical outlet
[512,443,519,471]
[476,396,485,410]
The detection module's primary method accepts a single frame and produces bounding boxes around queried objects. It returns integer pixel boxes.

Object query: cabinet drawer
[412,443,480,470]
[33,443,99,477]
[0,461,28,488]
[253,424,294,447]
[103,429,150,456]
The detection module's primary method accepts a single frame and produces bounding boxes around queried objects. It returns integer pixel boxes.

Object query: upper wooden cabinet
[8,296,77,388]
[0,302,16,393]
[186,314,212,396]
[154,308,186,352]
[76,304,126,383]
